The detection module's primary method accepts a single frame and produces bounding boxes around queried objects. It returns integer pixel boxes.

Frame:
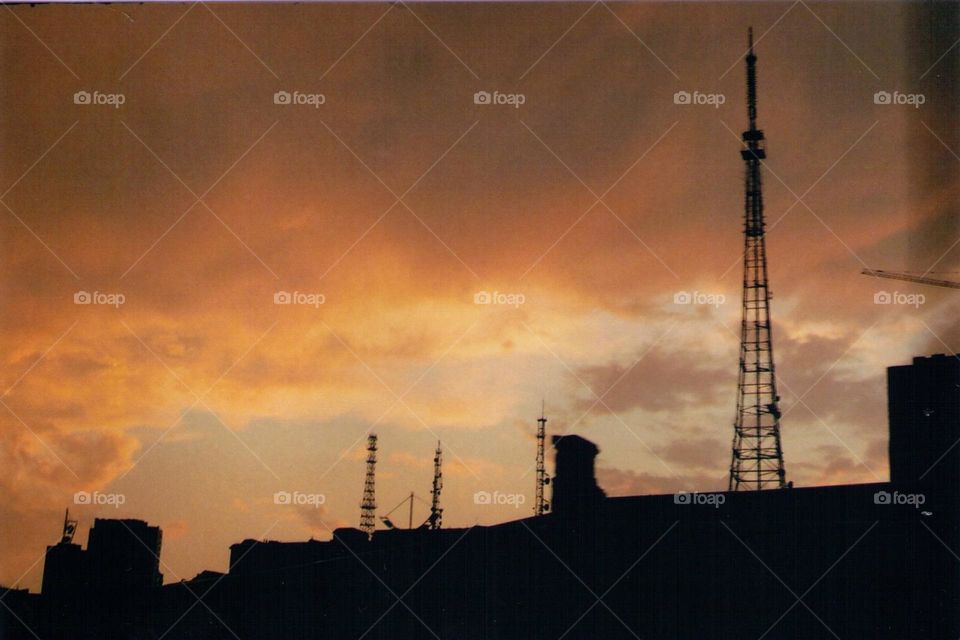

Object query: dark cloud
[788,439,889,486]
[596,466,727,496]
[776,332,887,436]
[573,349,729,415]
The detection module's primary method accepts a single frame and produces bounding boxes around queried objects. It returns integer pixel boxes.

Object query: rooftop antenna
[380,492,423,530]
[359,433,378,538]
[60,508,78,544]
[428,441,443,530]
[535,401,550,515]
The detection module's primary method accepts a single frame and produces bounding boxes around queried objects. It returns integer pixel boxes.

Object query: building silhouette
[1,354,957,639]
[888,353,960,492]
[35,519,163,639]
[88,518,163,590]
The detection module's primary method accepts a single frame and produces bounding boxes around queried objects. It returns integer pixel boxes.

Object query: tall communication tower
[729,28,787,491]
[535,405,549,515]
[360,433,378,537]
[428,441,443,530]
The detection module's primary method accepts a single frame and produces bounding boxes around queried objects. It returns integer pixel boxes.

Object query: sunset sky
[1,2,958,590]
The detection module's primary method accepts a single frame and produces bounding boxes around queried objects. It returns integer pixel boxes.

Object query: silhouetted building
[3,354,958,640]
[550,434,605,514]
[34,518,163,640]
[888,353,960,492]
[0,587,39,638]
[41,540,85,598]
[39,540,87,637]
[87,518,163,590]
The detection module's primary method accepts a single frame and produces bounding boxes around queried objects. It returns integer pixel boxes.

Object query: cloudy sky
[0,2,957,590]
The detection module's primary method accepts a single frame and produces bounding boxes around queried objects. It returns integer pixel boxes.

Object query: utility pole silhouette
[729,27,787,491]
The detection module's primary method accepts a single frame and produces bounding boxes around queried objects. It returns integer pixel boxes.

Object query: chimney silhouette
[550,435,605,514]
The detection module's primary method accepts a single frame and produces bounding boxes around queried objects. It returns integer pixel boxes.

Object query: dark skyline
[0,1,957,592]
[13,351,960,638]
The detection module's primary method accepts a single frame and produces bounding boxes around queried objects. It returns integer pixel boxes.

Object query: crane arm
[861,269,960,290]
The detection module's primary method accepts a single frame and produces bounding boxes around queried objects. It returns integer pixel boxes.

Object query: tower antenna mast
[729,28,787,491]
[429,441,443,530]
[535,401,550,515]
[360,433,378,538]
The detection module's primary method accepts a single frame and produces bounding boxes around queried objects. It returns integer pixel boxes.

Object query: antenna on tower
[428,441,443,530]
[60,508,78,544]
[535,401,550,515]
[359,433,378,538]
[729,27,787,491]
